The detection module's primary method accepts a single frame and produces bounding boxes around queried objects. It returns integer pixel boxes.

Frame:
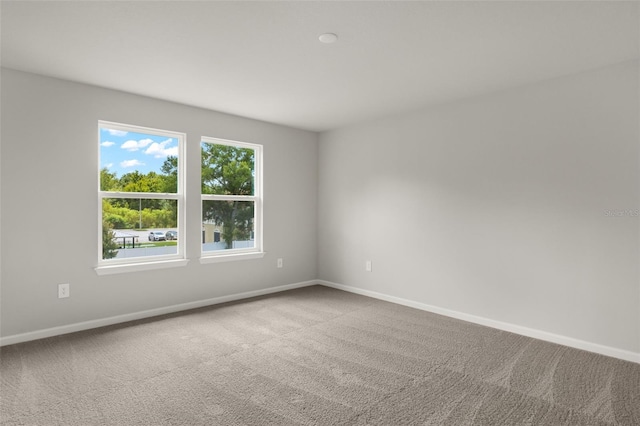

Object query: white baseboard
[0,280,317,347]
[4,279,639,364]
[317,280,640,364]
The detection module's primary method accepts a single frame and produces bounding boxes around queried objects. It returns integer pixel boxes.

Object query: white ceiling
[1,1,638,132]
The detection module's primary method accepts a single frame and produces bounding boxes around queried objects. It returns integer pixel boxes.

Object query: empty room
[1,1,639,425]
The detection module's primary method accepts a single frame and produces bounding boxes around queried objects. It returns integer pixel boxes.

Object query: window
[201,137,263,262]
[97,121,186,274]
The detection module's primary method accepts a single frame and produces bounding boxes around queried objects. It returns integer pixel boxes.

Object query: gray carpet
[1,285,639,425]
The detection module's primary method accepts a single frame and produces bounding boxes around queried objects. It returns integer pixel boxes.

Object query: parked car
[165,230,178,240]
[149,231,166,241]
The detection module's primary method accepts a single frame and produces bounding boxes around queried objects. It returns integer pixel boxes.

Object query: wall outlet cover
[58,283,70,299]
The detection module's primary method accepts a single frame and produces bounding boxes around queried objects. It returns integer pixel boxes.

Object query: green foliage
[100,168,120,191]
[201,143,255,248]
[100,158,177,195]
[103,199,177,229]
[203,200,254,249]
[102,220,119,259]
[120,171,163,193]
[201,144,254,195]
[100,158,179,229]
[104,212,127,229]
[161,156,178,193]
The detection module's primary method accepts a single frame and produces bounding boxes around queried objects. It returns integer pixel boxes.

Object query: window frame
[96,121,187,275]
[200,136,263,263]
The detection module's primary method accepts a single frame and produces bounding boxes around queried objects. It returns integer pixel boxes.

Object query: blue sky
[99,127,178,177]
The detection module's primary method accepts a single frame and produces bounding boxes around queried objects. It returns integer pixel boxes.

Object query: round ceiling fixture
[319,33,338,44]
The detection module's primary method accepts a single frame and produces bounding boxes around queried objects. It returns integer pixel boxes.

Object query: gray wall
[318,61,640,354]
[2,62,639,358]
[0,69,318,337]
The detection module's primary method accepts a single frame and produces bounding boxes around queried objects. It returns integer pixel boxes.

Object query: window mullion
[100,191,179,200]
[200,194,257,201]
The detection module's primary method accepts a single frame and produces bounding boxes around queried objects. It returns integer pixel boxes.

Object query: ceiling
[1,1,638,132]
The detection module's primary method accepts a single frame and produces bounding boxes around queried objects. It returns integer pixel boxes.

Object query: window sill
[199,251,265,264]
[95,259,190,276]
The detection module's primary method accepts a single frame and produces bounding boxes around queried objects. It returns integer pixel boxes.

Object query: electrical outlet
[58,283,70,299]
[365,260,372,272]
[277,258,283,268]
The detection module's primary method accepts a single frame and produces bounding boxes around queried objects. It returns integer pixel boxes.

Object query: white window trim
[199,252,265,264]
[200,136,264,262]
[95,259,190,276]
[95,121,187,275]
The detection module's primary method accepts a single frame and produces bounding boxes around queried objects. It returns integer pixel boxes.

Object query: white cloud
[121,140,139,151]
[101,141,115,147]
[145,138,177,158]
[121,138,153,152]
[107,129,128,137]
[120,159,145,168]
[104,163,114,169]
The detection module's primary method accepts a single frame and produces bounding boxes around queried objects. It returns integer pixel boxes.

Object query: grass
[141,241,177,247]
[118,241,177,249]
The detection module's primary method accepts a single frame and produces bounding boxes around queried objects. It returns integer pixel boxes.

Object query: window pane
[102,198,178,260]
[100,127,178,193]
[202,200,255,252]
[201,142,255,196]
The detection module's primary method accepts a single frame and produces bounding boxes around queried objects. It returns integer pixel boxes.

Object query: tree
[161,155,178,193]
[201,144,254,249]
[159,155,179,224]
[100,168,120,191]
[102,219,119,259]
